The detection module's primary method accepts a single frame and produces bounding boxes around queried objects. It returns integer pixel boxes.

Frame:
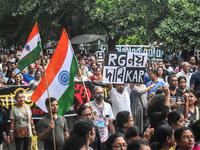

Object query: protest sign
[97,51,104,62]
[103,52,147,83]
[0,82,109,118]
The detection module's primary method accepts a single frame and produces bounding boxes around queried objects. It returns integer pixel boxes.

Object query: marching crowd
[0,49,200,150]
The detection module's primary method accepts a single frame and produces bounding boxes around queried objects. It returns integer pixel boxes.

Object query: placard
[103,52,147,83]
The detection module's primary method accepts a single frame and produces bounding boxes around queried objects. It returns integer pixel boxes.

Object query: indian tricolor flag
[31,29,79,116]
[18,22,42,70]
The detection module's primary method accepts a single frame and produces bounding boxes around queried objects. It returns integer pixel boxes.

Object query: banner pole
[78,68,95,120]
[41,52,56,150]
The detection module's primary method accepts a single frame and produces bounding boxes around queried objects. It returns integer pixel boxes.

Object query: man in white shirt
[86,86,115,144]
[108,83,134,118]
[176,62,192,90]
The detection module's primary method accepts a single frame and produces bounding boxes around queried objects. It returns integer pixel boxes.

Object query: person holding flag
[37,97,69,150]
[31,28,79,149]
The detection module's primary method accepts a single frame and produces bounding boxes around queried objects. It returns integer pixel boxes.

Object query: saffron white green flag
[31,28,79,116]
[18,22,42,70]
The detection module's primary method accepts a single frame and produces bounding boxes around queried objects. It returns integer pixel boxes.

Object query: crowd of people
[0,49,200,150]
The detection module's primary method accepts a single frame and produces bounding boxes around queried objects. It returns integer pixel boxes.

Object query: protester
[174,59,184,74]
[147,85,170,142]
[177,90,200,125]
[196,91,200,108]
[189,56,197,73]
[105,133,127,150]
[168,111,185,130]
[0,74,5,87]
[19,73,28,85]
[178,76,188,94]
[29,70,42,86]
[157,66,167,82]
[125,126,141,143]
[93,68,103,82]
[125,126,154,144]
[86,86,115,144]
[190,60,200,91]
[114,111,134,135]
[37,97,69,150]
[9,92,36,150]
[144,66,152,85]
[23,64,35,83]
[77,105,103,150]
[108,83,133,118]
[7,70,15,85]
[174,127,194,150]
[131,83,155,133]
[151,125,175,150]
[192,120,200,150]
[0,99,9,149]
[12,73,24,86]
[164,59,174,72]
[62,119,95,150]
[127,139,151,150]
[168,74,184,110]
[146,69,165,94]
[176,62,192,90]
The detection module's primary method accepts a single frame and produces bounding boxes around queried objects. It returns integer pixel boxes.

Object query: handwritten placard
[103,52,147,83]
[97,51,104,62]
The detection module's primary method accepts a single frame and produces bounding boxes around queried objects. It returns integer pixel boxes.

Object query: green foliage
[155,0,200,52]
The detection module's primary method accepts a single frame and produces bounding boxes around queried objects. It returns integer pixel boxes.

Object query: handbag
[15,106,30,139]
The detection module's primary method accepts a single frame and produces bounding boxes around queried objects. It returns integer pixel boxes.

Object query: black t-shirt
[170,88,184,104]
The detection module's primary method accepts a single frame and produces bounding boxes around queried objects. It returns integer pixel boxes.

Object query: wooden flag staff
[41,52,56,150]
[78,68,95,120]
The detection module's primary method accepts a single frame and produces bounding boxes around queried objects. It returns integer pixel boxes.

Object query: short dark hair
[178,76,187,83]
[168,111,182,126]
[15,91,23,100]
[127,139,150,150]
[189,56,195,60]
[174,127,193,141]
[192,120,200,142]
[149,68,158,77]
[77,105,91,116]
[125,126,140,140]
[196,91,200,99]
[168,74,177,83]
[105,133,125,150]
[73,119,94,137]
[45,97,57,107]
[114,111,130,128]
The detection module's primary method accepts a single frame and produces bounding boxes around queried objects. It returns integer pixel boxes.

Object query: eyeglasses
[182,135,195,140]
[112,144,128,149]
[95,92,104,95]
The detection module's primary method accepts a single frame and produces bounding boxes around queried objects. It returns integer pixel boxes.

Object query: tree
[155,0,200,55]
[89,0,170,51]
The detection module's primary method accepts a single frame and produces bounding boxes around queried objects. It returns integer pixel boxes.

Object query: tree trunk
[107,35,120,51]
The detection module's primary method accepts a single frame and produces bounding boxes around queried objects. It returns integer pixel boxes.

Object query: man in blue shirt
[23,64,35,83]
[146,68,166,94]
[190,60,200,91]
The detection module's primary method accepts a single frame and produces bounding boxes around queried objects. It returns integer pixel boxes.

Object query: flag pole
[78,67,96,120]
[41,52,56,150]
